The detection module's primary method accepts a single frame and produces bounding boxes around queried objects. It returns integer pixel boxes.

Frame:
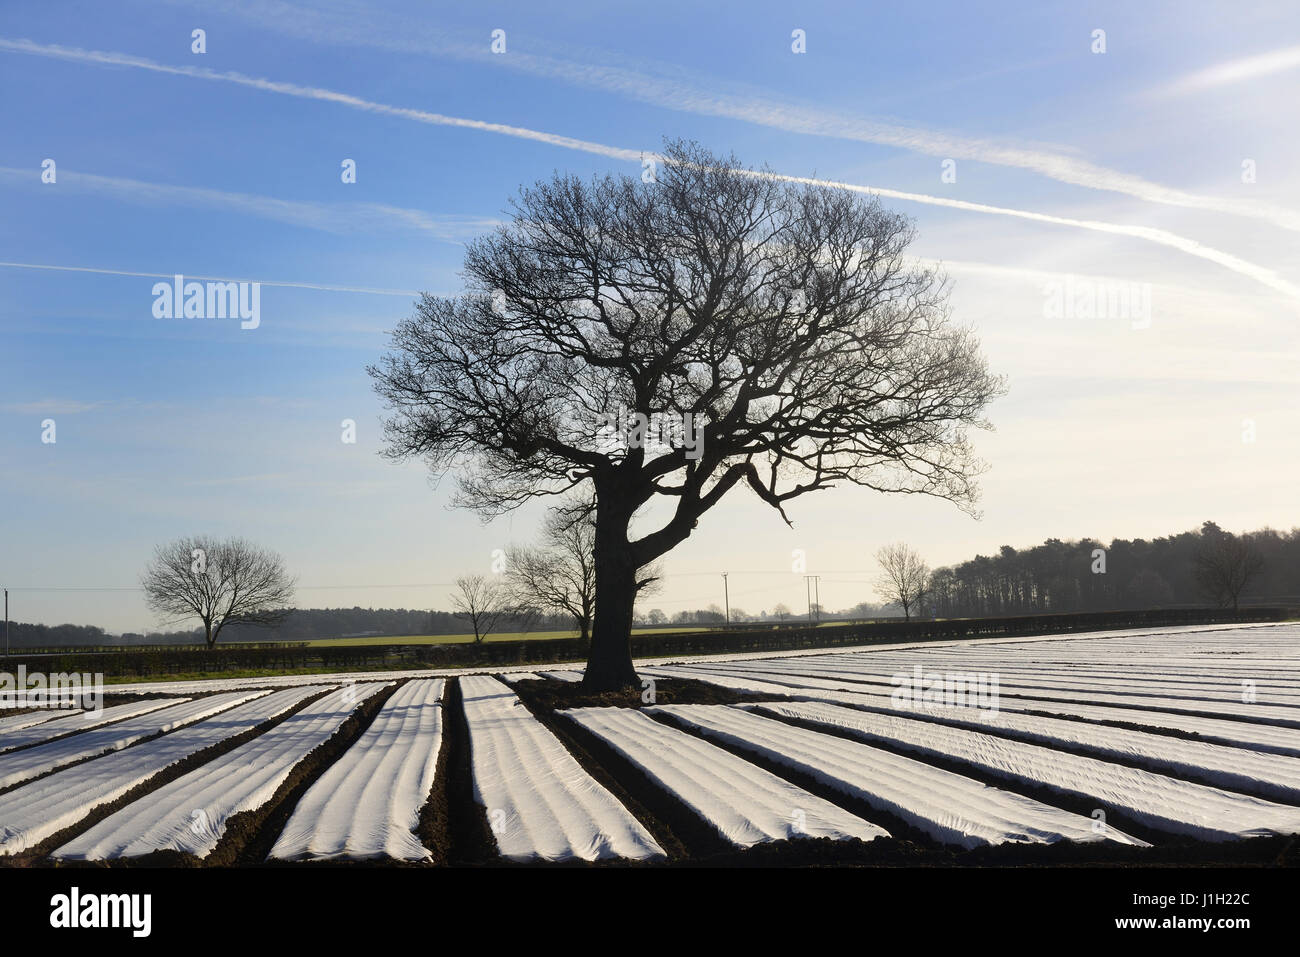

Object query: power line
[3,583,460,592]
[5,571,880,592]
[6,574,875,613]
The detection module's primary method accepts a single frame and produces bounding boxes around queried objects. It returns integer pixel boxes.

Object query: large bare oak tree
[141,536,294,648]
[370,141,1003,690]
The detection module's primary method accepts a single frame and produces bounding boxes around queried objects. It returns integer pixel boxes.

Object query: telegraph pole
[722,573,730,625]
[805,575,821,624]
[4,588,8,659]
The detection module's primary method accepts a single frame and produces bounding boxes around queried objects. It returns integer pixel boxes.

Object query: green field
[298,625,708,648]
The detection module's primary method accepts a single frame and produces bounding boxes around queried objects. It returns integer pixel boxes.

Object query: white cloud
[0,166,499,240]
[737,169,1300,305]
[1154,44,1300,96]
[143,1,1300,231]
[0,38,642,161]
[0,260,418,296]
[3,399,102,414]
[3,37,1295,304]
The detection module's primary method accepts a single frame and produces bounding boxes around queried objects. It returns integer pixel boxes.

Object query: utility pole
[3,588,8,659]
[722,573,730,626]
[805,575,821,624]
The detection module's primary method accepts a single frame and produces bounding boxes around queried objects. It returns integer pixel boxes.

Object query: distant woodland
[6,521,1292,648]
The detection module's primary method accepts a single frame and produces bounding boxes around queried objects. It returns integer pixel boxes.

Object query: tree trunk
[583,495,640,691]
[585,561,638,689]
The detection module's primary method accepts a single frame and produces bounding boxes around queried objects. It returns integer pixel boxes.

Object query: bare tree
[509,496,660,642]
[1194,523,1264,612]
[874,543,931,621]
[142,536,294,649]
[508,502,597,642]
[450,574,518,643]
[772,603,792,621]
[370,140,1003,690]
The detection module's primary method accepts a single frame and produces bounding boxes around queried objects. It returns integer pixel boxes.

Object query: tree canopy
[370,140,1003,688]
[141,536,294,649]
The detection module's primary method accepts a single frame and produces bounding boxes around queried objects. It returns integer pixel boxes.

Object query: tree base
[580,657,640,693]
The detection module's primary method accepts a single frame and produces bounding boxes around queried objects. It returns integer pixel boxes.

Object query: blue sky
[2,0,1299,632]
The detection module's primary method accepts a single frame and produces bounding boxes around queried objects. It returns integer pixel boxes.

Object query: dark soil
[13,685,337,868]
[44,681,399,868]
[510,675,785,710]
[654,705,1300,867]
[512,692,696,860]
[997,690,1300,731]
[412,686,455,865]
[12,667,1300,869]
[1012,705,1300,755]
[646,706,950,853]
[0,687,313,782]
[820,700,1299,803]
[746,703,1175,847]
[434,677,499,865]
[223,681,400,867]
[504,677,932,867]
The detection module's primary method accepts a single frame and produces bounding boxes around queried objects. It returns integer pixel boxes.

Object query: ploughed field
[2,622,1299,866]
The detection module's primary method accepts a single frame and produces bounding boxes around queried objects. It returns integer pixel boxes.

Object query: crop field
[2,622,1299,867]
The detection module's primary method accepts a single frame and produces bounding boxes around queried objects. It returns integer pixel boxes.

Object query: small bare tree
[142,536,294,649]
[874,543,931,621]
[508,500,598,642]
[451,574,517,642]
[1194,524,1264,612]
[509,496,660,642]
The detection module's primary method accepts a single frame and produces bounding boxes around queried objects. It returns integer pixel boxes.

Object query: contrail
[2,37,1296,304]
[140,1,1300,231]
[1154,43,1300,96]
[0,261,419,295]
[503,56,1300,232]
[0,37,640,161]
[0,166,500,239]
[734,170,1300,304]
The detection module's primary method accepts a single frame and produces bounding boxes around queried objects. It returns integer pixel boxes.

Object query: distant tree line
[644,600,900,627]
[926,521,1286,618]
[4,599,902,649]
[2,621,112,649]
[216,606,568,643]
[9,521,1287,649]
[2,606,576,650]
